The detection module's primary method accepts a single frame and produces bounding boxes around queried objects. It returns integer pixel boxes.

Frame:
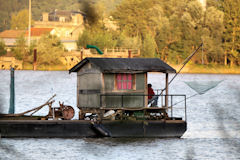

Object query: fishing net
[172,80,223,107]
[184,80,223,95]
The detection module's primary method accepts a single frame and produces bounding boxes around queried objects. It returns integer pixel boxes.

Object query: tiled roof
[25,28,53,37]
[0,30,25,38]
[0,28,54,38]
[49,10,86,16]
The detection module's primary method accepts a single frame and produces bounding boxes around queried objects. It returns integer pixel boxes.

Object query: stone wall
[0,57,23,70]
[61,49,141,70]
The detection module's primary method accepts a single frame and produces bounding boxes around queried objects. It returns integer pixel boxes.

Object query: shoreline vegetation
[0,1,239,74]
[8,63,240,74]
[172,64,240,74]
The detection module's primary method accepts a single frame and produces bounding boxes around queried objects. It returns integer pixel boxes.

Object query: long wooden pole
[33,49,37,70]
[28,0,31,47]
[165,73,169,118]
[2,94,56,117]
[160,43,203,95]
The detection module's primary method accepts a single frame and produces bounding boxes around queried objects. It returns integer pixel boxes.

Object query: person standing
[148,84,158,107]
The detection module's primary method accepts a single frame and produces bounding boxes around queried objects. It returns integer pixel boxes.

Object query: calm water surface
[0,70,239,160]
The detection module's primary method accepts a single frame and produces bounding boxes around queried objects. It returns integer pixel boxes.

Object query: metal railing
[100,94,187,121]
[154,89,164,95]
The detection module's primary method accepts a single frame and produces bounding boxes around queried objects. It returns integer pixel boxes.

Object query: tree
[222,0,240,66]
[13,35,27,60]
[77,28,117,50]
[155,17,181,62]
[141,33,155,57]
[0,0,28,31]
[112,0,158,37]
[76,30,92,49]
[154,0,199,63]
[36,34,64,65]
[11,9,33,30]
[116,32,142,49]
[112,0,167,58]
[0,39,7,56]
[202,6,224,64]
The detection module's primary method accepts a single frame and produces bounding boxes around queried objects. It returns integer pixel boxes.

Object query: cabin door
[78,73,101,108]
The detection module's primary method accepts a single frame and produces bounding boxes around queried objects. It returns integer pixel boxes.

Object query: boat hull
[0,120,186,138]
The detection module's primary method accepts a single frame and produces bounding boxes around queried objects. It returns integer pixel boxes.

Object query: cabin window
[116,73,133,90]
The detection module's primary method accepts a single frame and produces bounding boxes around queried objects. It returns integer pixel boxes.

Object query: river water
[0,70,239,160]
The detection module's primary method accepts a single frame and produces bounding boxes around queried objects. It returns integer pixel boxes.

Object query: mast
[28,0,31,47]
[9,67,15,114]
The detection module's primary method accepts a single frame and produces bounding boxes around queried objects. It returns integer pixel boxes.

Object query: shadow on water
[0,87,3,114]
[211,84,240,158]
[185,143,195,160]
[0,141,28,160]
[83,137,160,146]
[0,87,27,159]
[184,80,240,160]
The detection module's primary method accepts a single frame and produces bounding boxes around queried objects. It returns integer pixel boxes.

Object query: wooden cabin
[69,58,176,119]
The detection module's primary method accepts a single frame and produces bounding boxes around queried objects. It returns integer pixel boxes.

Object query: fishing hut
[69,58,175,117]
[0,58,187,138]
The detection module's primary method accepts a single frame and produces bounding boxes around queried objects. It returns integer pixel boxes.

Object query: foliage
[112,0,161,37]
[36,35,64,65]
[116,32,142,49]
[0,39,7,56]
[0,0,28,31]
[1,0,240,66]
[141,33,156,57]
[202,6,224,64]
[10,9,33,30]
[111,0,230,65]
[13,35,27,60]
[222,0,240,66]
[77,28,117,50]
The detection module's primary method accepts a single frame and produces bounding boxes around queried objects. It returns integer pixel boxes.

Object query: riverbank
[171,64,240,74]
[1,63,240,74]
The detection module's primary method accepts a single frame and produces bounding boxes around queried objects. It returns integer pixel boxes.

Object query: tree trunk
[230,57,234,67]
[161,46,167,60]
[224,51,227,66]
[204,54,208,65]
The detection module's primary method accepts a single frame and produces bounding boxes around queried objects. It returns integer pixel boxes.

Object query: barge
[0,58,187,138]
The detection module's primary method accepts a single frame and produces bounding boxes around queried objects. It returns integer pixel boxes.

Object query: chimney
[72,15,77,24]
[42,12,49,22]
[72,14,83,25]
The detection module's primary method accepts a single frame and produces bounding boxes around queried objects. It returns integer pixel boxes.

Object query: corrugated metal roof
[69,58,176,73]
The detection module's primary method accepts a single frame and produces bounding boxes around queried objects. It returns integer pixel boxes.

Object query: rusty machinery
[47,101,75,120]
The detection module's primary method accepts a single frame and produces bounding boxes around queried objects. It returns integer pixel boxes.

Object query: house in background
[0,28,54,48]
[0,28,54,70]
[0,30,25,50]
[34,10,86,51]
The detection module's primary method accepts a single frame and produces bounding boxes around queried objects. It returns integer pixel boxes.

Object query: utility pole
[28,0,31,47]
